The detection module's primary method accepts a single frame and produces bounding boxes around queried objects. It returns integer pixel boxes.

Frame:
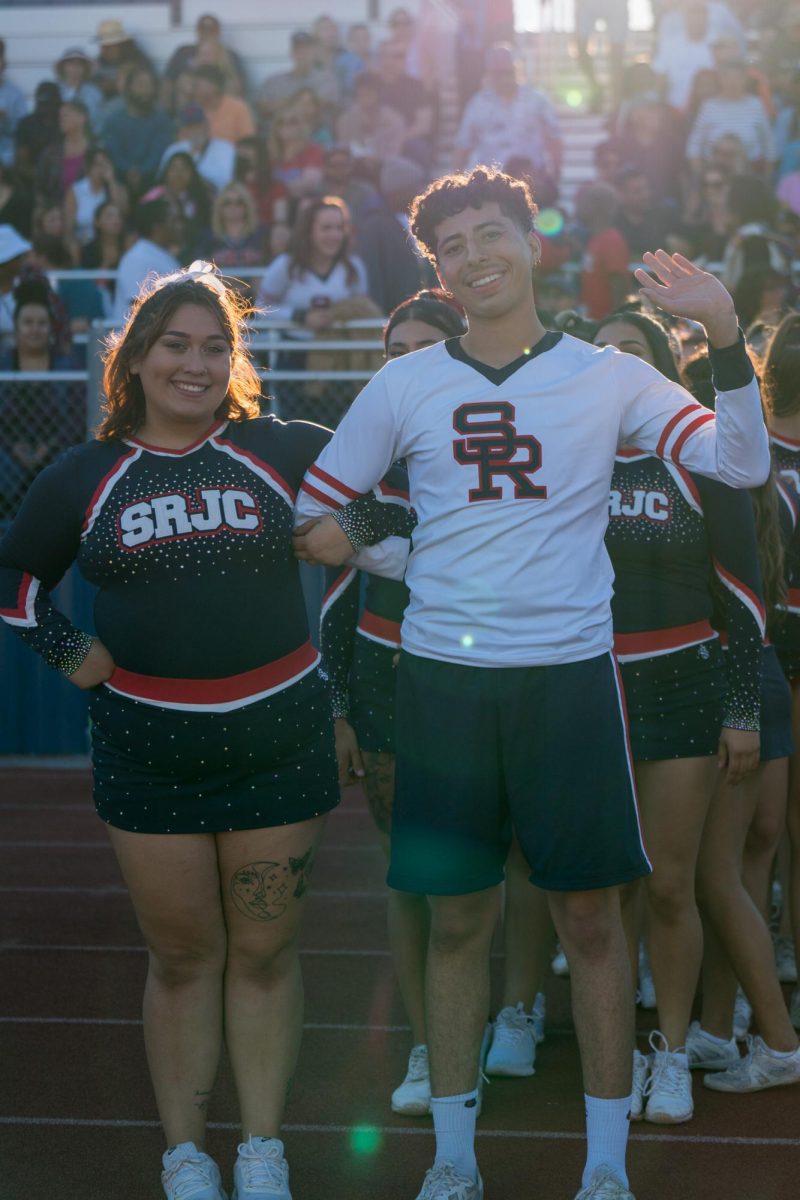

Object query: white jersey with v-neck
[295,330,769,668]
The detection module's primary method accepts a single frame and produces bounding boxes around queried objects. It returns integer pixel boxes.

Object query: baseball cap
[0,225,33,266]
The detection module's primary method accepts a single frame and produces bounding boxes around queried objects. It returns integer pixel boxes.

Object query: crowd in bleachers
[0,5,798,340]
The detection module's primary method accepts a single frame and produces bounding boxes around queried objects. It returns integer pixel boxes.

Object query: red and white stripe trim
[615,448,652,462]
[714,560,767,640]
[321,567,357,622]
[0,573,40,628]
[376,479,411,507]
[104,640,320,712]
[770,433,800,451]
[781,587,800,616]
[662,460,703,515]
[211,435,296,508]
[656,403,715,464]
[776,477,799,530]
[125,420,227,457]
[82,447,142,540]
[357,609,402,649]
[614,619,718,662]
[610,653,650,867]
[300,463,362,511]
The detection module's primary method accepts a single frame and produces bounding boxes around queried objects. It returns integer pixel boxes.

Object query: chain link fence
[0,317,387,523]
[0,371,87,521]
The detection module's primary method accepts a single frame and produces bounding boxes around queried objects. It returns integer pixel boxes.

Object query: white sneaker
[414,1163,484,1199]
[486,1003,536,1077]
[643,1032,693,1123]
[232,1137,290,1199]
[552,943,570,976]
[791,990,800,1031]
[161,1143,227,1200]
[775,935,798,983]
[685,1021,740,1071]
[392,1044,432,1115]
[703,1035,800,1093]
[733,986,752,1040]
[575,1165,635,1199]
[630,1048,648,1121]
[636,943,656,1010]
[531,991,546,1044]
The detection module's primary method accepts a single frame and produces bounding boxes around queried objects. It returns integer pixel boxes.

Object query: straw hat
[96,20,130,47]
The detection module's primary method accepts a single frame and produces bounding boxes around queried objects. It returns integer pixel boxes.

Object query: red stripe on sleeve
[300,480,344,510]
[0,572,35,620]
[307,462,362,500]
[655,403,702,459]
[671,411,716,465]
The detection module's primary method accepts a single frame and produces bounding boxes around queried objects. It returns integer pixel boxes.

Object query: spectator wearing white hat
[0,40,27,168]
[54,45,103,133]
[93,18,154,110]
[0,224,32,342]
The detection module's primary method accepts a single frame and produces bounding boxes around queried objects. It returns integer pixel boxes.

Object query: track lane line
[0,1116,795,1147]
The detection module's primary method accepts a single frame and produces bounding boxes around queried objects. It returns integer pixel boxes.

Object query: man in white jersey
[294,168,770,1200]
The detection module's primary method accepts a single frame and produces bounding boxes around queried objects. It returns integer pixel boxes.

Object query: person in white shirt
[159,104,236,195]
[113,198,180,325]
[454,44,561,188]
[687,59,776,174]
[293,166,770,1200]
[256,196,367,330]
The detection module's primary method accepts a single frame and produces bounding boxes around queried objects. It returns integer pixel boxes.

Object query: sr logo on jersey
[609,489,671,521]
[118,487,263,549]
[452,402,547,502]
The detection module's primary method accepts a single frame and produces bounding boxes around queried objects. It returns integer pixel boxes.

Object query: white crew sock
[582,1093,631,1188]
[431,1090,479,1179]
[699,1027,733,1046]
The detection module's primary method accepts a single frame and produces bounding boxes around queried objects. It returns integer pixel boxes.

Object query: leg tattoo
[230,849,317,920]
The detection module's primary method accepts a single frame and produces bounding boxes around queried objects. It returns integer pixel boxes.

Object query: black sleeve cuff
[330,505,366,552]
[709,328,755,392]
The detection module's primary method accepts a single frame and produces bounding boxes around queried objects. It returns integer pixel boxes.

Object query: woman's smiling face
[130,303,232,432]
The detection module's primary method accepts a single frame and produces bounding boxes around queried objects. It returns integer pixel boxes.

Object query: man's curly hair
[409,166,538,265]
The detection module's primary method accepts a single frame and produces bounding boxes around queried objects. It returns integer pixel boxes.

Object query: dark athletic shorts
[760,644,794,762]
[350,635,397,754]
[89,669,340,834]
[619,640,727,761]
[388,650,651,896]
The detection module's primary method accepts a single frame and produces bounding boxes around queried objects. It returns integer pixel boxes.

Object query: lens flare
[461,634,474,648]
[350,1126,382,1156]
[537,207,564,237]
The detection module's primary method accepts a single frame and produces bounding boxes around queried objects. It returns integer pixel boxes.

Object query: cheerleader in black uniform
[321,292,470,1115]
[688,331,800,1095]
[593,310,765,1124]
[740,314,800,1034]
[0,264,413,1200]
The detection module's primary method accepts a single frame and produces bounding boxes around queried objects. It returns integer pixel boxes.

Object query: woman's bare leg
[363,749,430,1045]
[499,837,552,1009]
[635,757,718,1049]
[217,815,328,1139]
[107,827,227,1147]
[697,774,798,1051]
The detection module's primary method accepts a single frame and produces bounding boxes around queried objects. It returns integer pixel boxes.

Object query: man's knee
[428,888,500,953]
[548,887,621,960]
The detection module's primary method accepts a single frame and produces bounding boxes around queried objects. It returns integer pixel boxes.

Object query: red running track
[0,767,798,1199]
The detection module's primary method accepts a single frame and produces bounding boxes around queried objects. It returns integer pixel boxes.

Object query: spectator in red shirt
[575,182,633,319]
